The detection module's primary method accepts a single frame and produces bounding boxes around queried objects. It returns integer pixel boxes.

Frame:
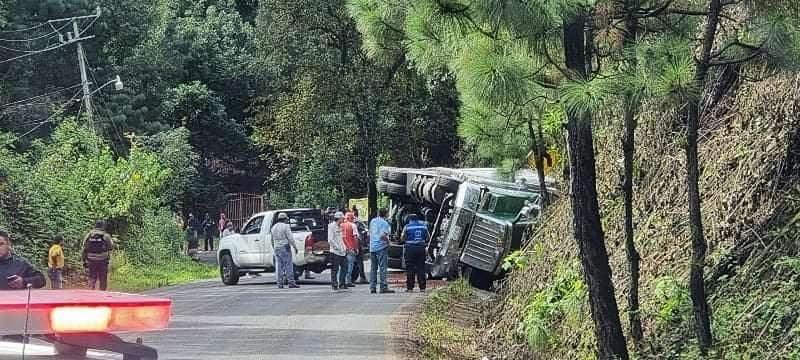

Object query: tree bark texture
[685,0,724,354]
[622,0,643,348]
[563,15,629,360]
[527,118,551,207]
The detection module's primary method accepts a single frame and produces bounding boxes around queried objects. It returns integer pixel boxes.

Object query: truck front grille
[460,217,505,272]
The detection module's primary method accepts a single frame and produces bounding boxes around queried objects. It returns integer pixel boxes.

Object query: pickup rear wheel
[220,253,240,285]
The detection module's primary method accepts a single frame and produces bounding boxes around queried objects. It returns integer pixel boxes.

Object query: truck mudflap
[459,215,507,273]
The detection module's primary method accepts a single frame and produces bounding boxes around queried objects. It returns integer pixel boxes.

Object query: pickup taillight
[304,234,314,251]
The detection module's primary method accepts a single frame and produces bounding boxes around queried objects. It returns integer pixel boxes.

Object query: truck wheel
[220,254,240,285]
[378,181,406,196]
[380,169,407,184]
[437,176,461,193]
[462,265,492,290]
[377,181,389,193]
[294,268,304,281]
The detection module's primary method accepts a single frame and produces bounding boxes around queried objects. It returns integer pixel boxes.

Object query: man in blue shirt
[402,214,429,292]
[369,208,395,294]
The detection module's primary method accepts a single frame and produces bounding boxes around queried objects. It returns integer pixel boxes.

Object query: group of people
[1,220,115,291]
[277,206,429,294]
[180,212,235,256]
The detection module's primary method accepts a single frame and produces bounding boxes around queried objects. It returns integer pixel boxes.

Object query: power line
[3,88,83,145]
[0,83,83,110]
[0,22,71,42]
[0,40,77,65]
[87,64,125,145]
[0,22,48,34]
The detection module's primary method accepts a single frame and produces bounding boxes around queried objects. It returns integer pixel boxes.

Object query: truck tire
[380,168,407,184]
[378,181,406,196]
[220,253,240,285]
[294,268,304,281]
[462,265,492,290]
[422,181,435,203]
[437,176,461,193]
[431,185,447,205]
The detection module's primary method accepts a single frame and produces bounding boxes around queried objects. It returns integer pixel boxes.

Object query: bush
[0,119,192,271]
[517,264,593,357]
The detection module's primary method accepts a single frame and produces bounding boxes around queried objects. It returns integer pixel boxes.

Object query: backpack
[86,233,108,254]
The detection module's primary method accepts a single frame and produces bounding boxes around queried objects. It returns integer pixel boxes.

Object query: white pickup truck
[217,208,330,285]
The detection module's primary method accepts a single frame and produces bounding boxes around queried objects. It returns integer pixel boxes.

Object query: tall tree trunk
[563,15,629,360]
[527,118,550,207]
[685,0,723,354]
[622,100,643,348]
[622,0,643,349]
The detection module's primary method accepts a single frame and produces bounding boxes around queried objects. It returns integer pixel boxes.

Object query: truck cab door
[238,215,265,267]
[261,214,275,267]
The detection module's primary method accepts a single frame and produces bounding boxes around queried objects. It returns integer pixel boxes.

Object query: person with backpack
[185,213,200,257]
[81,220,114,291]
[48,234,65,289]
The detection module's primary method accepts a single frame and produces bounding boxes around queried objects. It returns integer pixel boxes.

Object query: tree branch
[709,49,764,66]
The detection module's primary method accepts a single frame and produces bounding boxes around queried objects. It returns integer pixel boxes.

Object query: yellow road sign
[528,149,558,175]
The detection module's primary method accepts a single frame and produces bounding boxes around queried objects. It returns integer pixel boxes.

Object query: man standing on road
[271,213,299,289]
[0,230,45,290]
[327,212,347,291]
[340,212,360,288]
[82,220,114,291]
[369,208,395,294]
[402,214,429,293]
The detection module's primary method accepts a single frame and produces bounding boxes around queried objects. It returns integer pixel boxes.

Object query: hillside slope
[481,73,800,359]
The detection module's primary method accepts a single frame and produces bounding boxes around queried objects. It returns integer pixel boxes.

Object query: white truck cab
[217,208,329,285]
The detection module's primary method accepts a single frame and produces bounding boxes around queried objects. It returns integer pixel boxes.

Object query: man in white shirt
[327,212,347,291]
[271,213,299,289]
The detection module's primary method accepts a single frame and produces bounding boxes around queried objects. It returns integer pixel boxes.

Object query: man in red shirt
[340,212,360,288]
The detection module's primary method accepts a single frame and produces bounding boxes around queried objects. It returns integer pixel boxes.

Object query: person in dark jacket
[401,214,429,292]
[81,220,114,291]
[202,213,215,251]
[0,230,45,290]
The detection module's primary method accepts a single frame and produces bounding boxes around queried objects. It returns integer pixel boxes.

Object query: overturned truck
[377,167,555,289]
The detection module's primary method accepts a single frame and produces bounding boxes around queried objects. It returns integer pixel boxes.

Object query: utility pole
[74,20,92,123]
[49,7,100,127]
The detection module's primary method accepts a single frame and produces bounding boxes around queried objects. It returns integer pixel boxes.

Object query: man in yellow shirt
[48,234,65,289]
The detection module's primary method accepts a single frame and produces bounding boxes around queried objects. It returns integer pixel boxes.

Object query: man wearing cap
[271,213,300,289]
[327,212,348,291]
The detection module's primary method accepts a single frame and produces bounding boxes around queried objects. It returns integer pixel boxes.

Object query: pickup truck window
[277,210,324,231]
[242,216,264,235]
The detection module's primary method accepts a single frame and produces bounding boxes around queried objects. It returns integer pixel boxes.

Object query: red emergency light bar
[0,290,171,335]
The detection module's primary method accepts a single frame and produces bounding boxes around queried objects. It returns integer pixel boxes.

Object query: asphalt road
[122,260,421,360]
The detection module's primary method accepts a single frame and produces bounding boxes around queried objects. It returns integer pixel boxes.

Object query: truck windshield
[479,195,529,217]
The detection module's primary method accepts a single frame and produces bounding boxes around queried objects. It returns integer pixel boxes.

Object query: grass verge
[108,252,218,292]
[416,279,482,359]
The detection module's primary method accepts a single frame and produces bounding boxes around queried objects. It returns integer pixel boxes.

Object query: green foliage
[417,278,478,359]
[517,264,592,355]
[501,250,531,272]
[651,276,692,329]
[0,119,188,271]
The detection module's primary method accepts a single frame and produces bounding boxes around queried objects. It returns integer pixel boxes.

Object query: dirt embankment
[478,73,800,359]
